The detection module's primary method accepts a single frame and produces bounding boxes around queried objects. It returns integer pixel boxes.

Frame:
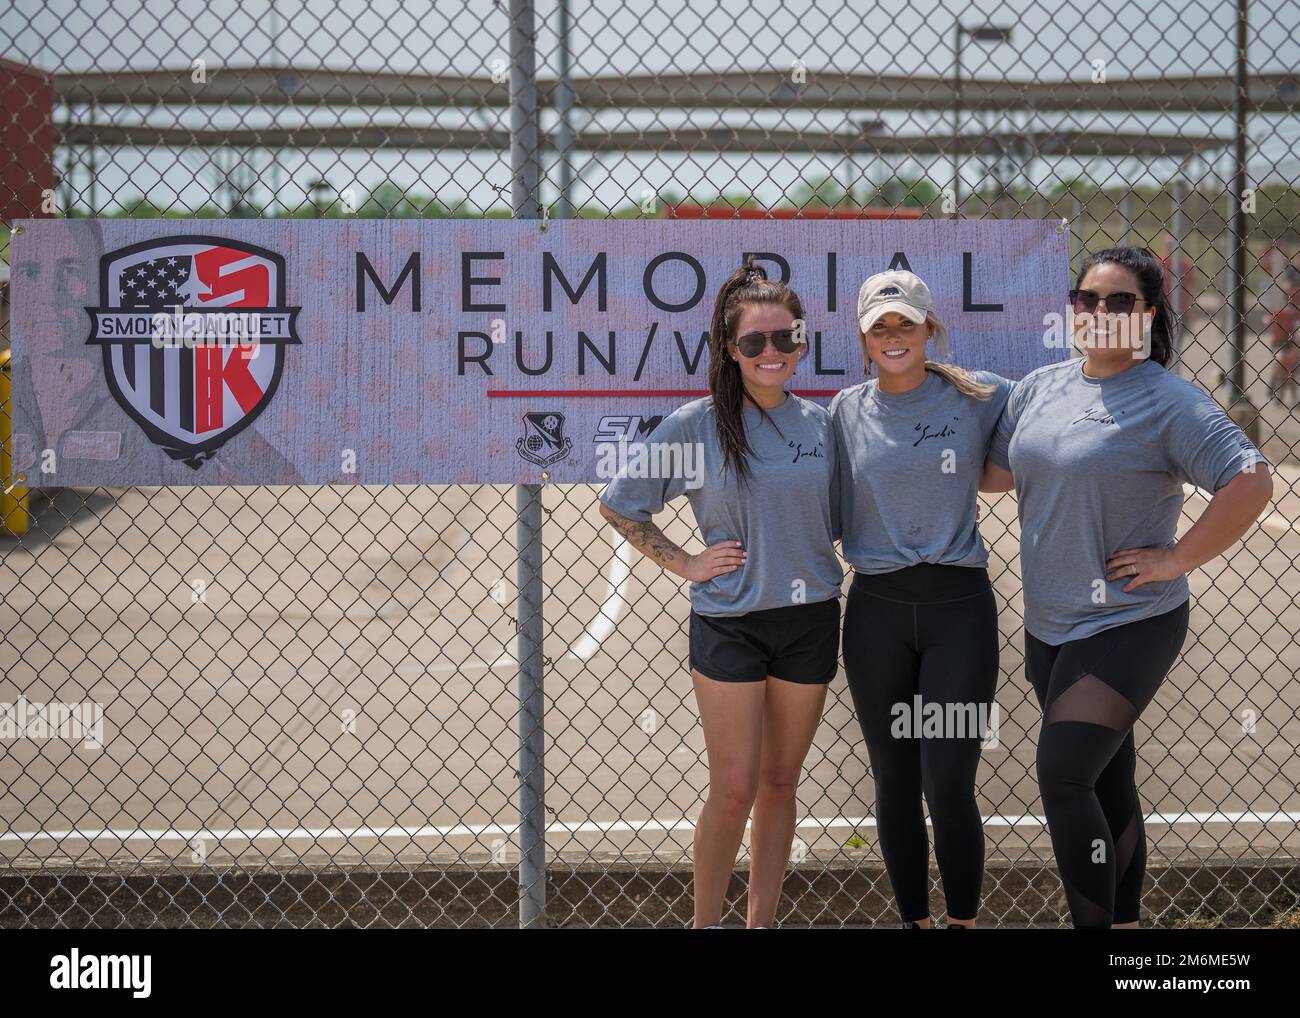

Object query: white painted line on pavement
[6,809,1299,847]
[568,528,633,661]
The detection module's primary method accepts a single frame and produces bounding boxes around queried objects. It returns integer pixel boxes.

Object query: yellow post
[0,348,30,537]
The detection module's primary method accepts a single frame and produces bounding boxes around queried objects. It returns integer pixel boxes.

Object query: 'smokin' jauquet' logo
[85,236,302,469]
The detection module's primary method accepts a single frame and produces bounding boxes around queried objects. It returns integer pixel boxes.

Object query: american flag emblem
[86,237,301,469]
[118,254,200,309]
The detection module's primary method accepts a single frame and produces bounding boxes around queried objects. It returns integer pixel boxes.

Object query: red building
[0,56,55,223]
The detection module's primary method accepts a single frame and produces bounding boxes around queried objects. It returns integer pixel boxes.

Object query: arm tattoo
[602,510,686,571]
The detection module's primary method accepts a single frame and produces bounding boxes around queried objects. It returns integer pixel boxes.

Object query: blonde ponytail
[923,361,997,400]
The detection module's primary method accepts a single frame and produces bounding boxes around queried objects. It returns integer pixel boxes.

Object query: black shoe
[900,919,930,928]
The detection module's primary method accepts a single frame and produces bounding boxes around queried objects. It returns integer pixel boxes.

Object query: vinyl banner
[8,218,1069,486]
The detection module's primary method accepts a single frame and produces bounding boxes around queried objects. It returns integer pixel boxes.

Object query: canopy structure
[50,66,1300,113]
[42,61,1252,344]
[57,122,1231,159]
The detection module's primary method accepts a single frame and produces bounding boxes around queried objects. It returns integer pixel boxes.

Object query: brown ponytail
[707,257,806,485]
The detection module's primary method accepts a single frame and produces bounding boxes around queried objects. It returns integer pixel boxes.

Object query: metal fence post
[1171,173,1189,360]
[509,0,546,929]
[1228,0,1258,448]
[1069,194,1082,278]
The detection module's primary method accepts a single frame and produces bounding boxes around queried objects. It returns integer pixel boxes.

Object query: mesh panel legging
[1025,599,1190,929]
[842,563,999,924]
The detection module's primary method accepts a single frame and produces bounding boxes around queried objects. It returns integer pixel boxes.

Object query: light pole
[850,117,885,206]
[952,22,1013,219]
[555,0,575,220]
[269,0,282,214]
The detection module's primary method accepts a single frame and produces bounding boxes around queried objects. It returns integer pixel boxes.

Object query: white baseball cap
[856,270,935,332]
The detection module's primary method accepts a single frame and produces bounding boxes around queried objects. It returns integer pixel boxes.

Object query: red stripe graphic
[194,346,264,432]
[486,389,842,397]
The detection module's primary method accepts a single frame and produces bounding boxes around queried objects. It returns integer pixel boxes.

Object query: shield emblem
[516,411,572,467]
[86,236,301,469]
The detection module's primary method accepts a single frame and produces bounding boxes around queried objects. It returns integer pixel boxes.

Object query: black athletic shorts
[688,597,841,684]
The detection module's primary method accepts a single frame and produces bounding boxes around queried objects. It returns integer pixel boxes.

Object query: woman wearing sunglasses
[598,258,841,929]
[831,269,1013,929]
[984,246,1273,928]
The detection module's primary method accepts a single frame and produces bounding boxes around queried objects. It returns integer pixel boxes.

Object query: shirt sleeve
[987,374,1023,470]
[977,372,1016,457]
[597,407,695,521]
[828,391,850,544]
[1163,384,1269,492]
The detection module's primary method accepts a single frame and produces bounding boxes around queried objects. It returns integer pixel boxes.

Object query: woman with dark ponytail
[984,246,1273,927]
[598,258,842,928]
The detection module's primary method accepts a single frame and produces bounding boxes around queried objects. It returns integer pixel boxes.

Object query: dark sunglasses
[1069,289,1146,314]
[733,329,803,358]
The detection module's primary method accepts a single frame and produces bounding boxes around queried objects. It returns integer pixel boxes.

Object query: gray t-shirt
[989,357,1267,644]
[830,369,1014,574]
[598,393,843,617]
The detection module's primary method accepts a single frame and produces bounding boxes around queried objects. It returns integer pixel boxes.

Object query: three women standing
[598,247,1272,929]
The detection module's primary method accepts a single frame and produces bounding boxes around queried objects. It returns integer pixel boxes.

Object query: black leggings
[842,564,999,923]
[1025,600,1190,929]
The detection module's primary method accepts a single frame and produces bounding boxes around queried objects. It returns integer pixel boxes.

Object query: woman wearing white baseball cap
[830,268,1014,928]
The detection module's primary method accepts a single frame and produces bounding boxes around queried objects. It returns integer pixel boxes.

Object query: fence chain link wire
[0,0,1298,927]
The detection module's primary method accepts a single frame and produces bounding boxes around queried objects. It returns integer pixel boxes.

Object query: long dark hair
[1075,246,1175,367]
[706,257,806,485]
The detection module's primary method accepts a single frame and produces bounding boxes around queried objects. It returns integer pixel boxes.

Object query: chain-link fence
[1,0,1298,928]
